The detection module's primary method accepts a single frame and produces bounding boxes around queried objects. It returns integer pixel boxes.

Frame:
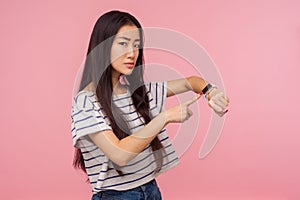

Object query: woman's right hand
[165,94,201,123]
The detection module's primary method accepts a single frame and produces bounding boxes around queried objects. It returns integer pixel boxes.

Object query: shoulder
[73,90,97,110]
[144,81,167,98]
[144,81,167,92]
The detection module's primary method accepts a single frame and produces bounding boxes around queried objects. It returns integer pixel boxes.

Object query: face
[110,25,141,77]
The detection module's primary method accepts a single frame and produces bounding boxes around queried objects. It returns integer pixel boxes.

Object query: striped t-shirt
[71,81,179,194]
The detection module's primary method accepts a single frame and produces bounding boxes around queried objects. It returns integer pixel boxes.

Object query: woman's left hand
[206,88,230,117]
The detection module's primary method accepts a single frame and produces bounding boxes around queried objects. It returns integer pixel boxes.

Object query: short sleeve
[71,91,112,148]
[145,81,167,116]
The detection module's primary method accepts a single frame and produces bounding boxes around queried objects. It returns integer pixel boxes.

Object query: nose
[126,46,135,59]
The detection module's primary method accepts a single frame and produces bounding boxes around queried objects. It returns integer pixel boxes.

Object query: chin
[123,70,134,76]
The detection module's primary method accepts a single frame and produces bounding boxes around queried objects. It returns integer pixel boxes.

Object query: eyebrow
[116,36,140,42]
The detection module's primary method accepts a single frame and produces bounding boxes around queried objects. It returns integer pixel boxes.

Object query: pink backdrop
[1,0,300,199]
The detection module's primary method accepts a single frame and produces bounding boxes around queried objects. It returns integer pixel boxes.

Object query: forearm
[119,112,167,152]
[117,93,201,164]
[89,112,168,166]
[186,76,209,94]
[167,76,209,97]
[89,94,201,166]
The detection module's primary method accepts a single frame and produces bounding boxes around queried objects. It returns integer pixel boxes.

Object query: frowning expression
[110,25,141,76]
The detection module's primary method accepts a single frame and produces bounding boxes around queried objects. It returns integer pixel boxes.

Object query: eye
[134,44,141,49]
[118,42,128,47]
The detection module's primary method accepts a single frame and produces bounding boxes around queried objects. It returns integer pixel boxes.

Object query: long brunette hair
[73,10,163,175]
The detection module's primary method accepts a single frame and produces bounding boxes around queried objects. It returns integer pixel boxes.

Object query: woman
[71,10,229,200]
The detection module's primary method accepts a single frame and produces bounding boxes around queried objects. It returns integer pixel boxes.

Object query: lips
[124,62,135,69]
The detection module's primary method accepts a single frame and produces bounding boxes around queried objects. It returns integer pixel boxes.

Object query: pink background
[1,0,300,199]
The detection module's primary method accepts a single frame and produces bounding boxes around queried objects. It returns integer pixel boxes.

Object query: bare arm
[88,95,200,166]
[167,76,230,116]
[166,76,208,97]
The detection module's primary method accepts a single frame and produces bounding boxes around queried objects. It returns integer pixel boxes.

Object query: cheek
[111,46,125,63]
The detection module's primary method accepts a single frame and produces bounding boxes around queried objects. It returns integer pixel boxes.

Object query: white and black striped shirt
[71,82,179,194]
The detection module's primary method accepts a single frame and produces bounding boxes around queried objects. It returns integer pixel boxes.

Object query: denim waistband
[98,179,156,195]
[93,179,162,200]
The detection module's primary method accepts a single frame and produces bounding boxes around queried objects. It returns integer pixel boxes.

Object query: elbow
[111,155,131,167]
[114,159,128,167]
[111,149,140,166]
[115,161,127,167]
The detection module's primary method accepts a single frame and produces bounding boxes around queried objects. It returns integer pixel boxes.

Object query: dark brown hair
[73,10,163,175]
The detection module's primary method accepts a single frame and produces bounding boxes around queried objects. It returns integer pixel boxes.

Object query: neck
[111,69,121,88]
[111,70,126,94]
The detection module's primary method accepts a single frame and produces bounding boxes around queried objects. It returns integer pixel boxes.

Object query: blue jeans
[91,179,162,200]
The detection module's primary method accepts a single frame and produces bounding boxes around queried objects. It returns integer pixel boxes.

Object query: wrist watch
[201,83,213,95]
[201,83,217,100]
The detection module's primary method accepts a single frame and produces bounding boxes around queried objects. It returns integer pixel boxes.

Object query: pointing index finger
[184,94,201,106]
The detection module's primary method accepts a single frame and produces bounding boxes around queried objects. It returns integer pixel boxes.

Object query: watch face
[202,83,212,94]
